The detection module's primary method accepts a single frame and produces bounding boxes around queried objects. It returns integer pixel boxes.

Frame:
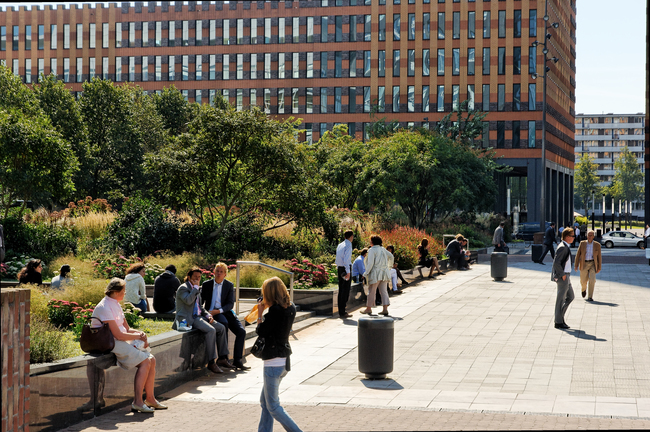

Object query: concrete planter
[293,283,365,316]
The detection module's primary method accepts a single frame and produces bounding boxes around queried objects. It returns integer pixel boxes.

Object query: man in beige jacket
[574,230,602,301]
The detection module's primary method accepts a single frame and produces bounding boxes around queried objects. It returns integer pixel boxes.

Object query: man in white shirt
[644,223,650,249]
[574,230,602,301]
[551,228,575,330]
[335,230,354,319]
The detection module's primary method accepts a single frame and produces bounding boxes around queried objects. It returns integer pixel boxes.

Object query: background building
[0,0,577,226]
[574,113,646,217]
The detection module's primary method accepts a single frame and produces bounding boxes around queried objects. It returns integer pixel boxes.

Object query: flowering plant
[122,302,141,328]
[67,196,112,217]
[71,303,95,340]
[47,299,79,328]
[93,254,135,279]
[363,226,445,269]
[284,258,330,289]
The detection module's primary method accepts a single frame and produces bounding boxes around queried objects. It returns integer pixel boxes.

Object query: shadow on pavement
[360,379,404,390]
[563,329,607,342]
[585,300,619,307]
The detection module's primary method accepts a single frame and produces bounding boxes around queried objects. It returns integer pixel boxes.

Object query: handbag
[80,317,115,354]
[250,336,265,359]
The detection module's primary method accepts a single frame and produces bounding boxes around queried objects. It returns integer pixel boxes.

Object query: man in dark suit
[551,228,575,329]
[202,263,250,371]
[537,222,557,264]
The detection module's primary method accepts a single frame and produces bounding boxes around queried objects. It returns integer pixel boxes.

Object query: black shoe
[402,281,409,285]
[208,362,223,374]
[554,323,570,329]
[539,262,546,265]
[437,271,445,275]
[217,358,236,370]
[581,290,586,298]
[339,313,352,319]
[392,290,402,295]
[233,361,251,371]
[587,298,593,302]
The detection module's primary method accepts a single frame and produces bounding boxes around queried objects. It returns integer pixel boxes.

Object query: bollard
[358,316,394,379]
[490,252,507,281]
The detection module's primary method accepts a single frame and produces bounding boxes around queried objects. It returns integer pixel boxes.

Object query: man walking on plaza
[493,221,507,252]
[551,228,575,329]
[644,223,649,249]
[335,230,354,319]
[574,229,602,302]
[537,222,557,264]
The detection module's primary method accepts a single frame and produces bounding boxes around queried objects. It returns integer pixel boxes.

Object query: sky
[4,1,648,115]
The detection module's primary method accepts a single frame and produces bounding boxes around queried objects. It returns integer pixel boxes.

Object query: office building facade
[0,0,577,226]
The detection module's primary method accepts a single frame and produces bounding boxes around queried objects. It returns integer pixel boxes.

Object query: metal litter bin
[491,252,507,281]
[358,316,393,379]
[531,244,544,263]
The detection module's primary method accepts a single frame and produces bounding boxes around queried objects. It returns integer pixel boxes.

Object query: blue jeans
[259,366,302,432]
[134,299,148,314]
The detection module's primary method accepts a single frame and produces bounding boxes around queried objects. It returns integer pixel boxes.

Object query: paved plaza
[62,255,650,431]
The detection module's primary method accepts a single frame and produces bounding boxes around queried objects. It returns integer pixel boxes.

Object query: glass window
[237,53,243,79]
[349,15,357,42]
[452,85,459,111]
[223,19,230,45]
[513,84,520,110]
[142,22,148,47]
[408,85,415,112]
[513,47,521,75]
[38,58,44,79]
[209,89,216,106]
[168,55,174,80]
[307,17,314,42]
[250,19,256,44]
[306,87,313,113]
[378,14,386,41]
[156,22,162,47]
[498,47,506,75]
[514,10,521,37]
[364,15,371,41]
[393,49,400,77]
[25,59,32,83]
[265,18,271,43]
[335,51,342,77]
[278,88,285,113]
[482,84,489,111]
[64,58,70,82]
[321,16,328,42]
[422,85,430,112]
[198,89,204,106]
[307,52,314,78]
[393,14,401,40]
[51,25,58,50]
[321,52,328,77]
[181,21,188,46]
[127,57,134,81]
[452,49,459,75]
[408,14,415,40]
[264,53,271,79]
[142,56,148,81]
[482,47,490,74]
[76,57,83,82]
[423,49,430,76]
[0,26,5,51]
[392,86,400,112]
[468,11,475,38]
[497,84,505,111]
[293,52,300,78]
[12,59,19,76]
[528,120,536,147]
[77,24,83,49]
[423,13,430,40]
[378,50,385,77]
[155,56,161,81]
[249,53,256,79]
[528,83,536,110]
[529,9,537,37]
[335,87,342,113]
[293,17,300,43]
[115,57,121,81]
[438,13,445,39]
[25,25,32,50]
[335,16,342,42]
[483,11,490,38]
[196,20,202,46]
[497,121,505,148]
[378,86,385,112]
[38,25,44,50]
[12,26,18,51]
[223,54,229,80]
[129,22,136,47]
[468,48,475,75]
[453,12,460,39]
[482,122,490,147]
[498,11,506,38]
[364,50,371,77]
[279,53,285,78]
[349,87,356,113]
[529,46,536,74]
[408,49,415,76]
[437,49,444,75]
[279,18,285,44]
[513,121,520,148]
[364,86,371,112]
[437,85,444,112]
[168,21,175,47]
[321,88,328,113]
[467,84,475,110]
[349,51,356,77]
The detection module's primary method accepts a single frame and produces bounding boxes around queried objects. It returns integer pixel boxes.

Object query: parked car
[515,222,552,241]
[599,231,645,249]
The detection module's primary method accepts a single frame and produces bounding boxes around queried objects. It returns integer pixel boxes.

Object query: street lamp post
[531,1,559,233]
[602,194,606,233]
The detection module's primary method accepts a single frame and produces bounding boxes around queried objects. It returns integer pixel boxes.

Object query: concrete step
[241,310,317,340]
[243,314,328,355]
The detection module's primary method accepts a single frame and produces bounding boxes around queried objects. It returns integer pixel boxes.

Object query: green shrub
[71,303,95,341]
[47,298,79,328]
[284,258,330,289]
[363,225,443,268]
[30,318,78,364]
[1,217,77,264]
[122,302,141,328]
[1,255,46,280]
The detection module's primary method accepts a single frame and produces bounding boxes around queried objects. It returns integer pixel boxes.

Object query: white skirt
[112,340,153,370]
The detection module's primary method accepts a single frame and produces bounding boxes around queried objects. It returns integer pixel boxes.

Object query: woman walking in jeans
[256,277,302,432]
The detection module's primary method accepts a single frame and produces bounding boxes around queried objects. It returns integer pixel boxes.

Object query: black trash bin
[358,316,394,379]
[491,252,507,281]
[531,244,543,263]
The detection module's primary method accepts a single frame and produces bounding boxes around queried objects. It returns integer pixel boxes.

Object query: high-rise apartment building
[574,113,646,215]
[0,0,577,226]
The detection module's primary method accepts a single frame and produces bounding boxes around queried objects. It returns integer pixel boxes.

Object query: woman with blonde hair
[256,277,301,432]
[91,278,166,413]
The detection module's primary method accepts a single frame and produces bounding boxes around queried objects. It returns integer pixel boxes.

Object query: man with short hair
[153,264,181,313]
[335,230,354,319]
[493,221,506,252]
[574,230,602,301]
[551,228,575,329]
[537,222,557,264]
[352,248,368,284]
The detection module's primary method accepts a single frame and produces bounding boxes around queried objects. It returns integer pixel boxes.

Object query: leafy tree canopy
[574,153,600,211]
[609,146,644,204]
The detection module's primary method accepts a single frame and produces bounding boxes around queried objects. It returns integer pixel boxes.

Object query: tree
[146,105,327,237]
[152,85,194,136]
[573,153,600,212]
[610,146,644,205]
[434,100,488,146]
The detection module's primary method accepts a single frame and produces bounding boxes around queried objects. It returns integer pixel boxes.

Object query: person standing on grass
[551,228,575,330]
[574,229,602,302]
[335,230,354,319]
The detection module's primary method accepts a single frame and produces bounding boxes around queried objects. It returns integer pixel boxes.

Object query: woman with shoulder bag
[256,277,302,432]
[91,278,166,413]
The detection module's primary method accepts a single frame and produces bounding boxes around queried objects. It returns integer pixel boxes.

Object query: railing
[234,261,294,315]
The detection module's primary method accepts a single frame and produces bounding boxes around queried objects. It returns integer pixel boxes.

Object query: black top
[446,239,462,257]
[544,226,557,245]
[256,303,296,360]
[19,271,42,285]
[153,271,181,313]
[418,247,430,266]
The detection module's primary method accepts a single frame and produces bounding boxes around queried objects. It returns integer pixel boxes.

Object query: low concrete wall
[293,283,365,316]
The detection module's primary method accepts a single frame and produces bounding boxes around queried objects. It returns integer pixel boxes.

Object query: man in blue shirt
[335,230,354,318]
[352,248,368,283]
